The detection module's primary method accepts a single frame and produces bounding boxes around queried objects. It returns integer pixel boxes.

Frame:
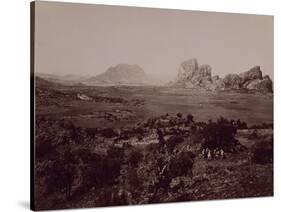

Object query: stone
[223,74,242,89]
[172,58,273,93]
[177,58,199,82]
[239,66,263,85]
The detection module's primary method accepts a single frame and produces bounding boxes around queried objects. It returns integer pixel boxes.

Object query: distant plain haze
[34,1,274,81]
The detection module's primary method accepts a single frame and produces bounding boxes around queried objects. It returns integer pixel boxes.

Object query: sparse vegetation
[252,137,273,164]
[34,81,273,210]
[201,117,238,151]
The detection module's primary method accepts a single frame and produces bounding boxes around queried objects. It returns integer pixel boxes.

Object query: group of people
[201,148,225,160]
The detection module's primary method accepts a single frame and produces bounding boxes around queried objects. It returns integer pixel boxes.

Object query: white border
[0,0,279,211]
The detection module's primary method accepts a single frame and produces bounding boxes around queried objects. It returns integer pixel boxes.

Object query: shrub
[75,148,101,164]
[167,151,195,178]
[202,117,237,150]
[101,157,122,186]
[100,128,118,138]
[166,135,184,153]
[85,128,97,138]
[44,148,77,199]
[252,138,273,164]
[176,113,183,118]
[186,113,194,126]
[79,150,122,193]
[128,149,143,167]
[36,139,55,161]
[248,129,258,140]
[107,145,124,160]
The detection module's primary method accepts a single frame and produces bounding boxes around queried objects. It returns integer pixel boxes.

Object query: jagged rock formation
[85,64,149,85]
[177,58,199,82]
[223,66,273,92]
[239,66,263,85]
[175,58,213,88]
[223,74,242,89]
[173,58,273,93]
[245,76,273,93]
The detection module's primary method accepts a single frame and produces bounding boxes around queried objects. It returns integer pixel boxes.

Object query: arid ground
[34,80,273,210]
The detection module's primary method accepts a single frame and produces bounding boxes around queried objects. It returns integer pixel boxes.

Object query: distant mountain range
[36,73,89,86]
[36,60,273,93]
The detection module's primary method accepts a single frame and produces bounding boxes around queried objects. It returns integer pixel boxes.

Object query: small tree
[202,117,237,150]
[167,151,195,178]
[176,113,183,118]
[186,113,194,125]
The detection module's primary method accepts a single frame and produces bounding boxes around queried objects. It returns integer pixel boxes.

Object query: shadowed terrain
[34,76,273,210]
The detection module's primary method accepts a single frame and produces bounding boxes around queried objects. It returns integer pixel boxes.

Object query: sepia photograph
[31,1,273,210]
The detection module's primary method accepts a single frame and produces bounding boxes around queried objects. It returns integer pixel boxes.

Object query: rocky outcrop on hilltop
[173,58,273,93]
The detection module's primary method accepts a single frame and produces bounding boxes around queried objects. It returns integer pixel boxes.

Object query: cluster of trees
[201,117,239,150]
[35,113,273,210]
[35,118,125,209]
[127,138,195,204]
[143,113,194,129]
[35,117,196,210]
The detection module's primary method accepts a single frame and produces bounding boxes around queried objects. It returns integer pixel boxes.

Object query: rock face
[245,76,273,93]
[239,66,263,85]
[223,74,242,89]
[85,64,148,85]
[177,58,199,82]
[173,58,273,93]
[176,59,213,88]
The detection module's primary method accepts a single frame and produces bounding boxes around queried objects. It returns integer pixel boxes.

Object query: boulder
[263,75,271,80]
[239,66,263,85]
[223,74,242,89]
[191,64,212,86]
[245,77,273,93]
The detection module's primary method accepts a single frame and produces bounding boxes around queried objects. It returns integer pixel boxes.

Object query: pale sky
[34,1,274,81]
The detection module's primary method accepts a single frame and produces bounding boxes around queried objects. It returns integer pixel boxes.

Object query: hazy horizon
[34,1,274,81]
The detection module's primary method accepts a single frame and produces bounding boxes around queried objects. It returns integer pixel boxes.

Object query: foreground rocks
[173,58,273,93]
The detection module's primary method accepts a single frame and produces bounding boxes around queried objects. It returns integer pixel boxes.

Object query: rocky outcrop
[192,64,212,86]
[239,66,263,85]
[223,74,242,89]
[177,58,199,82]
[245,76,273,93]
[173,58,273,93]
[222,66,272,92]
[176,59,213,88]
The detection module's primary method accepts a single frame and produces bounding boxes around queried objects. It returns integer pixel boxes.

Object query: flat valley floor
[36,85,273,128]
